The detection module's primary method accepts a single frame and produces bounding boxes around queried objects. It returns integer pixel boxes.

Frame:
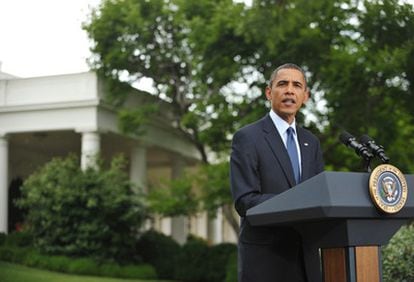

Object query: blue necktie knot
[287,127,300,184]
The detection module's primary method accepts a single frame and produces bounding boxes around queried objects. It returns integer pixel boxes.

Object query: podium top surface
[247,171,414,226]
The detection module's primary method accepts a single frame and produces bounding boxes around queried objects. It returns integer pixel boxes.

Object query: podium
[246,171,414,282]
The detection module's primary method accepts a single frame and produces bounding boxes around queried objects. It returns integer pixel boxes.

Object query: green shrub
[205,243,237,282]
[66,256,157,279]
[67,257,100,276]
[42,255,73,272]
[0,246,30,263]
[119,264,157,279]
[17,154,147,263]
[0,246,17,262]
[0,244,157,280]
[173,238,237,282]
[22,250,48,268]
[21,250,71,271]
[0,233,6,246]
[99,262,122,277]
[4,231,32,247]
[96,261,157,279]
[136,229,181,279]
[174,235,210,282]
[225,252,237,282]
[136,231,238,282]
[382,223,414,281]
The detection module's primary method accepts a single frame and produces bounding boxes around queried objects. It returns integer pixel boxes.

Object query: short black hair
[268,63,307,88]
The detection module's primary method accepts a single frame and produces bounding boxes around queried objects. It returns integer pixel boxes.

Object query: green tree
[196,163,238,233]
[84,0,254,161]
[147,176,199,218]
[146,162,238,234]
[313,0,414,172]
[84,0,414,237]
[84,0,261,235]
[236,0,414,172]
[17,155,147,263]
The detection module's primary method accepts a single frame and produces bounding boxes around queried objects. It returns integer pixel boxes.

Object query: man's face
[265,68,309,124]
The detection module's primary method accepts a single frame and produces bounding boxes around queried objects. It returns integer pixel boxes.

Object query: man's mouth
[282,98,296,105]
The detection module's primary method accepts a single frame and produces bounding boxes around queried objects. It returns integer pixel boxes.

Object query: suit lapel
[297,127,311,182]
[262,115,296,187]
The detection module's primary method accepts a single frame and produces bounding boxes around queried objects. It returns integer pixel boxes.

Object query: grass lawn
[0,261,171,282]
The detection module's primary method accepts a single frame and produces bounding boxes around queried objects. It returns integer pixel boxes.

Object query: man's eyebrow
[276,79,304,86]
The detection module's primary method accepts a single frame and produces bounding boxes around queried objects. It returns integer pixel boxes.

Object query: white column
[130,145,152,231]
[129,145,147,193]
[194,211,208,239]
[170,156,188,244]
[160,217,172,236]
[207,207,224,244]
[80,131,100,170]
[0,135,9,234]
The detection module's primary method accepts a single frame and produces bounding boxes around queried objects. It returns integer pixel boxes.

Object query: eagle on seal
[381,176,398,202]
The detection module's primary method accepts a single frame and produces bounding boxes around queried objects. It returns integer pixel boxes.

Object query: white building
[0,69,237,244]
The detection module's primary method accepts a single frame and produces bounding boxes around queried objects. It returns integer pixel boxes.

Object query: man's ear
[303,88,310,103]
[265,86,272,100]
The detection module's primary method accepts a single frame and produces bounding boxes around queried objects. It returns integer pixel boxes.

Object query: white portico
[0,71,232,243]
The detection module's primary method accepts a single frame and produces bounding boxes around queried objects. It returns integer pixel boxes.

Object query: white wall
[0,72,98,106]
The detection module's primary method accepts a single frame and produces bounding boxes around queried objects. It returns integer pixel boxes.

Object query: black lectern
[246,171,414,282]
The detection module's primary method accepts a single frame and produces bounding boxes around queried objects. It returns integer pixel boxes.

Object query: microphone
[359,135,390,163]
[339,131,373,161]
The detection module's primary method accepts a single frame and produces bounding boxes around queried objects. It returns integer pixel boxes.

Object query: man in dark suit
[230,63,324,282]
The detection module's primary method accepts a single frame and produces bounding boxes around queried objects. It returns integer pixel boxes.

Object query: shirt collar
[269,110,296,136]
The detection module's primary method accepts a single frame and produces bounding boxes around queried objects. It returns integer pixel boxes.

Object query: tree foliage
[382,223,414,281]
[147,175,199,217]
[17,155,147,263]
[313,0,414,172]
[84,0,255,162]
[85,0,414,170]
[196,163,239,233]
[146,163,238,233]
[84,0,414,236]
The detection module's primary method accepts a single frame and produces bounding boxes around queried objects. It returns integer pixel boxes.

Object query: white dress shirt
[269,110,302,175]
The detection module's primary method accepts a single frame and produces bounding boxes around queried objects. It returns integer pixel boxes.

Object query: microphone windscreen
[339,131,353,144]
[359,134,373,144]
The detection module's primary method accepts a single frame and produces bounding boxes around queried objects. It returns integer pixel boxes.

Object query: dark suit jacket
[230,114,324,282]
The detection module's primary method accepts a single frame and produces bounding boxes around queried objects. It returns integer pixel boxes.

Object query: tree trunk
[222,203,239,238]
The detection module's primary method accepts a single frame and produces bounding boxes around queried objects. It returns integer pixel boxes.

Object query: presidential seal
[369,164,408,214]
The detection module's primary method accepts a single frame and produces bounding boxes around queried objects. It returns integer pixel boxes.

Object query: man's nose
[286,83,295,93]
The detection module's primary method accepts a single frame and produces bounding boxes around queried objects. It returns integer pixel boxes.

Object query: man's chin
[275,111,296,123]
[280,109,297,117]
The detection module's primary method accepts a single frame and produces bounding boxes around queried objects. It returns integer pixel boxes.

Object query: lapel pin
[304,143,309,146]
